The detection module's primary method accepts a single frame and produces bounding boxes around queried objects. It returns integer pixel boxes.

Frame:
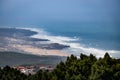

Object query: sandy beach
[0,31,70,57]
[8,44,69,57]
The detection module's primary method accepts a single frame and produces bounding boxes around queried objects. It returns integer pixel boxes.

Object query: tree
[1,53,120,80]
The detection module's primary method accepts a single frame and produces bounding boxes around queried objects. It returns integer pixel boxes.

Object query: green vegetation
[0,51,66,66]
[0,66,27,80]
[0,53,120,80]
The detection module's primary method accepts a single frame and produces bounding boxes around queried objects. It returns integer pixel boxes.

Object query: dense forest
[0,53,120,80]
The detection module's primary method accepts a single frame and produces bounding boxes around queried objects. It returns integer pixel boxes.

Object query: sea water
[21,22,120,58]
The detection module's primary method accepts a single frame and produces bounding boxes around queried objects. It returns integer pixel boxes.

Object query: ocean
[33,24,120,58]
[1,22,119,58]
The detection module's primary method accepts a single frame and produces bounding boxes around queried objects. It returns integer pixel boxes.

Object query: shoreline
[0,27,70,57]
[2,44,70,57]
[13,44,70,57]
[0,27,120,58]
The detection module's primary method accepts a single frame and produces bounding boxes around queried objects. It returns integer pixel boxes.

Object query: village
[13,65,54,75]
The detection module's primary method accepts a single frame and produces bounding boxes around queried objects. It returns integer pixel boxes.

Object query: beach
[0,28,70,58]
[10,44,69,57]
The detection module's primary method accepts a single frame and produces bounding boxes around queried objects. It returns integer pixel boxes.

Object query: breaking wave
[21,27,120,58]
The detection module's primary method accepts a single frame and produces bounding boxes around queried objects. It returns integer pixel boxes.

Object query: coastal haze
[0,0,120,66]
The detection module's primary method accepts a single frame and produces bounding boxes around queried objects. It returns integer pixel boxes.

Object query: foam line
[19,27,120,58]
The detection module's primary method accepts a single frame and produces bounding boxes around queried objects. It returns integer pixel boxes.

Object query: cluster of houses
[14,65,54,75]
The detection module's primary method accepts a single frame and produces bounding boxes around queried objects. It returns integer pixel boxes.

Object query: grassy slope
[0,52,66,67]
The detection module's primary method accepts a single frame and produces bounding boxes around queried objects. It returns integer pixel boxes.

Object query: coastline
[0,27,70,57]
[0,27,120,58]
[10,44,69,57]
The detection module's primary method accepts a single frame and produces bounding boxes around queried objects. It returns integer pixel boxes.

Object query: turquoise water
[38,22,120,50]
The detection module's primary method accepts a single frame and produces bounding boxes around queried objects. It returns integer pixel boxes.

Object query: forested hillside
[0,53,120,80]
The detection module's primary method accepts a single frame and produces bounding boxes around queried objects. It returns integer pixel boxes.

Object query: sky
[0,0,120,26]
